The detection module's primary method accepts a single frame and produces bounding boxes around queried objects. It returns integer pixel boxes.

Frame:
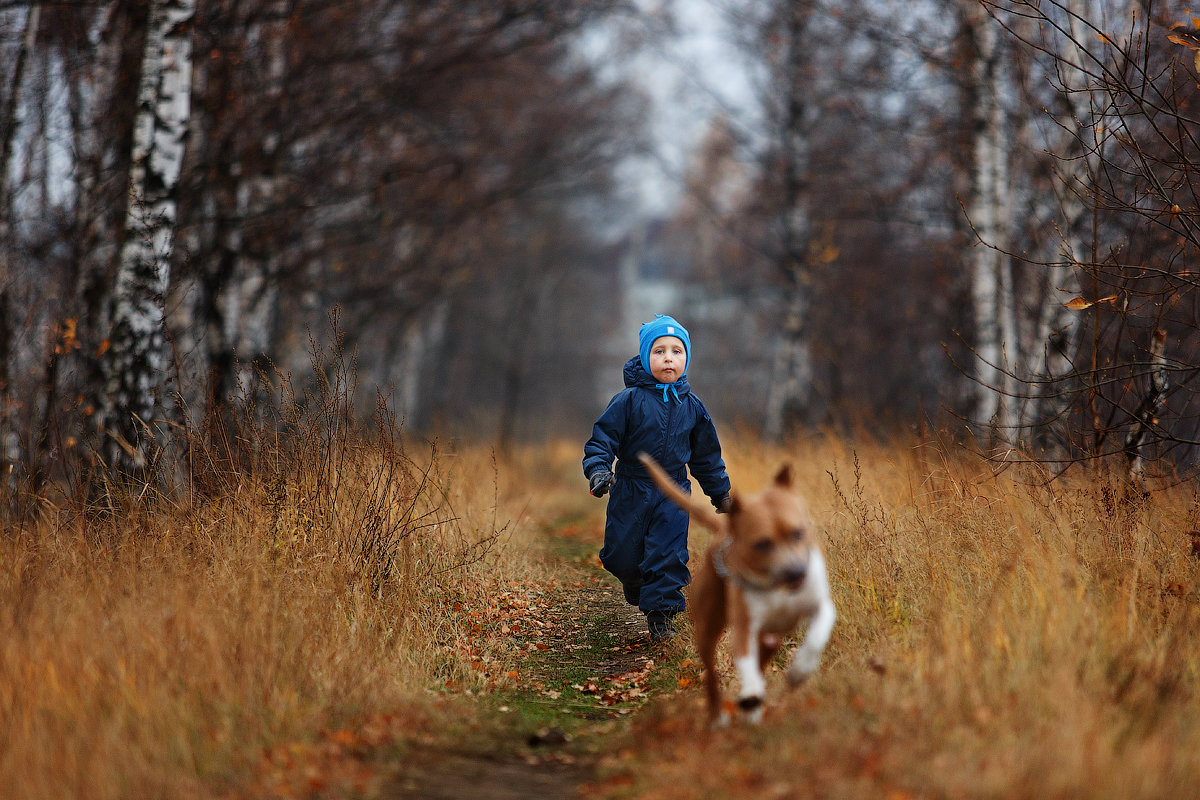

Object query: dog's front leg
[729,594,767,723]
[732,642,767,723]
[786,594,836,686]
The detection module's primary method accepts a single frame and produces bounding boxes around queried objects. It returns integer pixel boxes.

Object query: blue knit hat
[638,314,690,376]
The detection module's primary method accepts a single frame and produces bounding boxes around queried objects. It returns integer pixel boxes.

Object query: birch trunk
[101,0,195,474]
[197,213,279,423]
[763,1,818,440]
[0,6,40,478]
[965,2,1018,447]
[393,300,448,426]
[1029,0,1134,456]
[168,7,289,443]
[1028,0,1100,450]
[1124,329,1168,485]
[205,13,286,418]
[0,286,13,483]
[764,284,813,439]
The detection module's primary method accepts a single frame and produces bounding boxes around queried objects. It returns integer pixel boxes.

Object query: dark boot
[646,610,677,642]
[621,581,641,607]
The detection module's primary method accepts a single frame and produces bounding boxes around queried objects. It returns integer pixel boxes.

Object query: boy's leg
[598,480,648,607]
[638,495,691,630]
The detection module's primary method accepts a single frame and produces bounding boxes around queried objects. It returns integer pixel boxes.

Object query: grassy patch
[11,425,1197,799]
[585,435,1200,800]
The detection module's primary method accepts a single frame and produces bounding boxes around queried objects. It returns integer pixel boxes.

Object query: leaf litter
[234,522,687,799]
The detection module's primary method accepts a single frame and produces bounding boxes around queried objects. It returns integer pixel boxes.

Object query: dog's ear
[773,464,794,488]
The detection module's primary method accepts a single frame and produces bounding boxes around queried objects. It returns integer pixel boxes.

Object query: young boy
[583,314,731,641]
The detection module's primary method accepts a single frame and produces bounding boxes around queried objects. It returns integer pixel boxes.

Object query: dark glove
[713,492,732,513]
[589,470,615,497]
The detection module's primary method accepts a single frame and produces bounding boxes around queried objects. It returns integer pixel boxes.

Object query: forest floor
[10,438,1198,799]
[381,519,680,799]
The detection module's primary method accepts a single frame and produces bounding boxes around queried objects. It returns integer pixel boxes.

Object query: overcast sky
[583,0,764,223]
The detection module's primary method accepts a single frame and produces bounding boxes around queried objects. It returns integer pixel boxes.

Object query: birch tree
[0,6,40,479]
[1026,0,1095,441]
[962,0,1020,447]
[1124,327,1168,484]
[3,0,641,484]
[991,0,1132,455]
[100,0,195,475]
[763,0,820,439]
[977,0,1200,473]
[168,0,289,447]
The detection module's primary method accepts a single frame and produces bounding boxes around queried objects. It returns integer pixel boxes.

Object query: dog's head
[634,452,818,590]
[725,465,816,591]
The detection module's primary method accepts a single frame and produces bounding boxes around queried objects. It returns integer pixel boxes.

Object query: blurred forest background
[3,0,1200,490]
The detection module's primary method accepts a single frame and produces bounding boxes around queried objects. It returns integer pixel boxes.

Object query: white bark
[764,288,814,439]
[0,6,40,475]
[211,179,280,405]
[394,300,448,425]
[1028,0,1133,452]
[966,3,1018,447]
[763,1,818,440]
[170,10,289,429]
[1124,329,1168,484]
[1027,0,1096,442]
[102,0,195,472]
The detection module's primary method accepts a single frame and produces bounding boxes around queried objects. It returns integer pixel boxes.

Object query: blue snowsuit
[583,357,731,615]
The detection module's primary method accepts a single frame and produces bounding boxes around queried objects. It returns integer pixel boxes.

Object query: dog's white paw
[737,695,765,725]
[786,647,821,686]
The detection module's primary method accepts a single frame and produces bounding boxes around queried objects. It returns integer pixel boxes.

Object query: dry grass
[595,432,1200,799]
[0,365,552,799]
[4,414,1199,799]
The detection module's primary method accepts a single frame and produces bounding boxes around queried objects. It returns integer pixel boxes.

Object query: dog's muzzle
[777,563,808,590]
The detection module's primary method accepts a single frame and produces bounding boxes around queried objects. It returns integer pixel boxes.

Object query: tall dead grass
[611,432,1200,798]
[6,391,1199,799]
[0,348,539,800]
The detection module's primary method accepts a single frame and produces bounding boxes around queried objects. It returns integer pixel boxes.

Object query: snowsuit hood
[623,356,691,403]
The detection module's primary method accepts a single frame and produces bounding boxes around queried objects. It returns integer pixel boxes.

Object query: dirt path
[383,528,668,799]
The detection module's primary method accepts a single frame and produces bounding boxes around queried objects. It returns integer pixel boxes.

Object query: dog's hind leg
[698,634,724,724]
[691,600,725,723]
[758,633,783,672]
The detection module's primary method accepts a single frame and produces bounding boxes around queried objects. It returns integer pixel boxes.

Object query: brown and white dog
[638,452,836,724]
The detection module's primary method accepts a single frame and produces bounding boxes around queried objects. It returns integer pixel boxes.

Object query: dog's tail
[637,452,723,531]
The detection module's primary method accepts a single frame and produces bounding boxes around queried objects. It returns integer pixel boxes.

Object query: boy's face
[648,336,687,383]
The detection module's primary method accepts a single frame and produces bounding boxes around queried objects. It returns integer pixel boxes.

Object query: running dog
[638,452,836,724]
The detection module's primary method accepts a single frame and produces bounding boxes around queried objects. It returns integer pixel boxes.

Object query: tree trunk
[0,6,40,481]
[165,4,287,459]
[763,0,818,440]
[0,286,13,487]
[392,300,449,428]
[764,287,814,439]
[1124,328,1168,485]
[964,1,1018,448]
[1027,0,1105,454]
[100,0,195,476]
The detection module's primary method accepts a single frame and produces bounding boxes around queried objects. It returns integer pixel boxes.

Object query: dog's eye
[791,527,807,542]
[753,538,774,553]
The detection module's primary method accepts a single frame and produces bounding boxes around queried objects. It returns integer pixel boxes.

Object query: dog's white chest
[743,550,829,634]
[745,588,813,633]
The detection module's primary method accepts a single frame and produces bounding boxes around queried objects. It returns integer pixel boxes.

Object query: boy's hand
[589,471,615,497]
